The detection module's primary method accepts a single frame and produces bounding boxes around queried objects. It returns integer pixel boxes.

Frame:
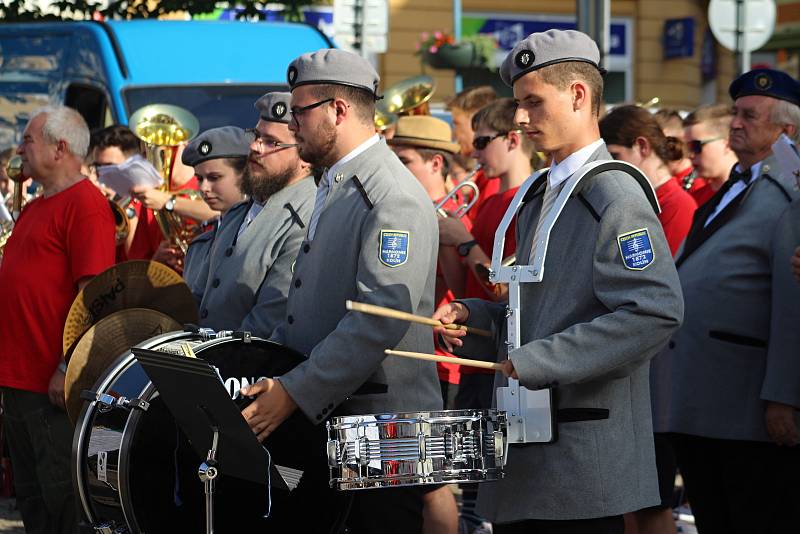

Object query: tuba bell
[129,104,200,256]
[375,75,437,131]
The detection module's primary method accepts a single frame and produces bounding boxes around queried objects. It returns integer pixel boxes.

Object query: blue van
[0,20,332,148]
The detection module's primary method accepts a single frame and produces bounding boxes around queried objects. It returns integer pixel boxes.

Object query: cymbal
[65,308,181,424]
[63,260,198,358]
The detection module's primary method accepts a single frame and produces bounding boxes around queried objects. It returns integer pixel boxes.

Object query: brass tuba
[374,75,437,132]
[129,104,200,256]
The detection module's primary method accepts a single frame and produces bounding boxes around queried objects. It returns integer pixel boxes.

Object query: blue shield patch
[379,230,409,267]
[617,228,655,270]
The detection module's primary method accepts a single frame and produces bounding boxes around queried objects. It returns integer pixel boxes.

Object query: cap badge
[755,73,772,91]
[287,66,298,85]
[199,141,212,156]
[515,50,535,69]
[272,102,287,118]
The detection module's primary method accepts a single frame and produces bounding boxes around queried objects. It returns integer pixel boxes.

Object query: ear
[55,140,69,159]
[783,123,797,140]
[333,98,349,126]
[571,80,589,112]
[430,153,444,174]
[635,136,651,158]
[506,130,521,151]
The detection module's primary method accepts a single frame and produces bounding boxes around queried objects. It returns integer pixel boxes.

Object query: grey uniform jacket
[184,224,216,304]
[456,146,684,522]
[272,139,443,423]
[651,155,800,442]
[197,176,315,338]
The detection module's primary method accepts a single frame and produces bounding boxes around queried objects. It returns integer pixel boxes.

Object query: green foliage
[0,0,321,22]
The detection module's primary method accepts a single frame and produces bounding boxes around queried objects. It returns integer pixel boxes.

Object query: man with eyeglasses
[185,92,314,339]
[682,103,737,207]
[652,69,800,532]
[239,50,442,533]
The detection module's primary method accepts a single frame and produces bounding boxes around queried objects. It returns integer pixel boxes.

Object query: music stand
[132,347,283,534]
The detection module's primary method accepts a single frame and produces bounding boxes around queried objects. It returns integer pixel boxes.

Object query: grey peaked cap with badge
[182,126,252,167]
[255,92,292,124]
[286,48,381,99]
[500,29,602,87]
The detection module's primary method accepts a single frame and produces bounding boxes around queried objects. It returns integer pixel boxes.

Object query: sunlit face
[684,122,730,178]
[451,109,475,157]
[195,158,244,213]
[513,72,575,157]
[471,127,513,178]
[730,95,783,160]
[248,120,302,181]
[392,146,442,200]
[16,114,56,181]
[287,85,338,167]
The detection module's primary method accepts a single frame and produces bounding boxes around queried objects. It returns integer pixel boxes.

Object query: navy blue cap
[729,68,800,106]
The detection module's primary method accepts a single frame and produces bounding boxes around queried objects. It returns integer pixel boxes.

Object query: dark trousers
[1,388,77,534]
[671,433,800,534]
[493,515,624,534]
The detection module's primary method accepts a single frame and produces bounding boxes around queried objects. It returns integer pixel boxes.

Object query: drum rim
[73,330,195,527]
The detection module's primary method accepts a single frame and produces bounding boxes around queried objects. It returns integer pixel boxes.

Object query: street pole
[577,0,610,70]
[454,0,463,93]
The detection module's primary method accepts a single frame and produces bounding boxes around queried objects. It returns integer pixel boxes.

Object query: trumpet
[129,103,200,256]
[435,180,479,219]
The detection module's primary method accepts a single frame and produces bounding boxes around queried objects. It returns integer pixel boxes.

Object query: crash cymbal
[65,308,181,424]
[63,260,198,358]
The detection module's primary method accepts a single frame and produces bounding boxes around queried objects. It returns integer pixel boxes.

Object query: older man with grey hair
[652,68,800,532]
[0,105,116,534]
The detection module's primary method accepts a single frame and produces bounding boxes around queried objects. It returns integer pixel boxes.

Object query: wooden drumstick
[346,300,492,338]
[385,349,503,371]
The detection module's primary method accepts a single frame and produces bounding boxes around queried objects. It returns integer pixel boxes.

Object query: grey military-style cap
[500,29,603,87]
[182,126,252,167]
[255,92,292,124]
[286,48,381,99]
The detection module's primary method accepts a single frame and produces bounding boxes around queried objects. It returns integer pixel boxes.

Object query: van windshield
[124,84,285,131]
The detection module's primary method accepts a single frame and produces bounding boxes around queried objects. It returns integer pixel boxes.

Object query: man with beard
[189,92,315,337]
[240,49,441,533]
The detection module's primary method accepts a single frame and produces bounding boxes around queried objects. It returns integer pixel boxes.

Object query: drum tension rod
[81,390,150,413]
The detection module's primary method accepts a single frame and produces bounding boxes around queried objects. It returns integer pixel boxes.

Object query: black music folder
[131,347,288,491]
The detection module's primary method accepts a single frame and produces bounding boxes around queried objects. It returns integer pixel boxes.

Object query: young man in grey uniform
[241,49,442,532]
[652,69,800,533]
[185,92,315,338]
[435,30,684,534]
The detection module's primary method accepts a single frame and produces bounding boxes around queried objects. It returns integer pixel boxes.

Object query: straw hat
[388,116,461,154]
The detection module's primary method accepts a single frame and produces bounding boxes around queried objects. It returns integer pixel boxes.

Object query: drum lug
[494,430,505,464]
[354,436,370,466]
[91,392,149,413]
[418,432,427,462]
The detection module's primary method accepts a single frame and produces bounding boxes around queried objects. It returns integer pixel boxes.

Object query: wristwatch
[164,195,176,212]
[457,239,478,257]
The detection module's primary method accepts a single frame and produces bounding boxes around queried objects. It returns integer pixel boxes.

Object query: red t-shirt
[0,179,116,393]
[656,178,698,256]
[673,165,707,197]
[116,176,200,262]
[462,187,518,375]
[465,170,500,225]
[434,196,473,385]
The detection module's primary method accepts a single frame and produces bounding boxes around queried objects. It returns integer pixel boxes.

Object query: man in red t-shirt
[0,106,116,533]
[683,104,738,207]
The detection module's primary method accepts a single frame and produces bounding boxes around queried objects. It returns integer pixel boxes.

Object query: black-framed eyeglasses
[245,128,298,150]
[686,136,724,155]
[473,131,519,151]
[289,98,334,126]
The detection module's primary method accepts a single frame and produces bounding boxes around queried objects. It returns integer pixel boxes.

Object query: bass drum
[72,330,333,534]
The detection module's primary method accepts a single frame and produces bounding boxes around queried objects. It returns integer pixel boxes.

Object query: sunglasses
[473,132,509,151]
[686,136,724,155]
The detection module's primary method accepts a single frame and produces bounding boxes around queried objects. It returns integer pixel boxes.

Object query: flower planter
[424,43,487,70]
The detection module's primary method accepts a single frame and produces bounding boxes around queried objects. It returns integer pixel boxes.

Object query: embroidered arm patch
[617,228,655,270]
[379,230,409,267]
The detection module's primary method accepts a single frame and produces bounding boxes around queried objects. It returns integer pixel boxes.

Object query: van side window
[65,84,110,130]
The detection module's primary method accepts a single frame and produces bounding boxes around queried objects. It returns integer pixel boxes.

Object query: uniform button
[322,408,328,415]
[303,244,310,253]
[668,341,676,349]
[201,309,208,319]
[316,414,322,421]
[288,315,294,324]
[225,247,233,257]
[294,279,302,288]
[212,278,220,288]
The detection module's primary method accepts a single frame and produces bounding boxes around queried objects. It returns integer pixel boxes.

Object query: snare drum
[327,409,507,490]
[72,330,327,533]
